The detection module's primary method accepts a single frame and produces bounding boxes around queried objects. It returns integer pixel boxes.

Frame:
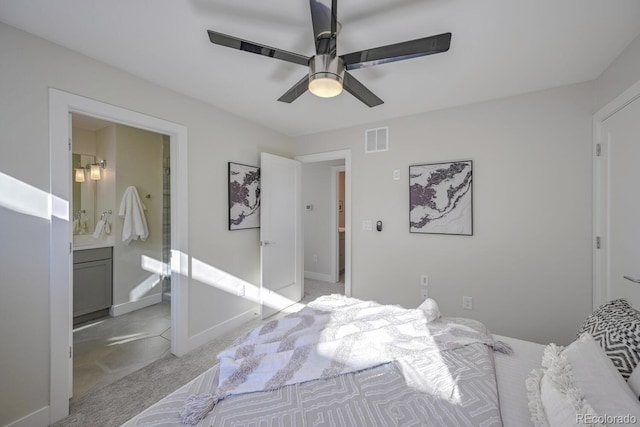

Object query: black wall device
[376,221,383,232]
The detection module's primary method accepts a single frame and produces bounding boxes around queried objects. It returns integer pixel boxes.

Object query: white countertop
[73,234,115,250]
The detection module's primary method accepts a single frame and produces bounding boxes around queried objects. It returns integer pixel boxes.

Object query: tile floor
[72,302,171,399]
[72,278,343,401]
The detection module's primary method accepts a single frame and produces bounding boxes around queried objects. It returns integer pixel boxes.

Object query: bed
[122,296,640,427]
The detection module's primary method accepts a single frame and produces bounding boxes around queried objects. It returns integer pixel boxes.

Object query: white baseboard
[110,293,162,317]
[188,309,259,352]
[6,406,49,427]
[304,271,334,283]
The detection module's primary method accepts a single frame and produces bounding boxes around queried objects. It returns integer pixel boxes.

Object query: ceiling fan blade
[277,75,310,103]
[330,0,338,40]
[207,30,309,67]
[341,32,451,70]
[343,72,384,108]
[309,0,337,55]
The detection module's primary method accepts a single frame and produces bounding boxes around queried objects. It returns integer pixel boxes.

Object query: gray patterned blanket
[179,295,501,425]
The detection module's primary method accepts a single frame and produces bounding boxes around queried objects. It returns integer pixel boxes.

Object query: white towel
[119,186,149,245]
[93,219,105,238]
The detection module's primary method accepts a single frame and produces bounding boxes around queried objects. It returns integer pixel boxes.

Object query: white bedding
[493,334,546,427]
[122,331,544,427]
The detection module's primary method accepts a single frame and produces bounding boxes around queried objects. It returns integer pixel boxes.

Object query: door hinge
[68,138,72,151]
[69,242,72,254]
[69,346,73,358]
[596,236,601,249]
[596,144,601,157]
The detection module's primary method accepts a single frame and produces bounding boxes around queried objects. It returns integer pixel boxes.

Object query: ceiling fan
[207,0,451,107]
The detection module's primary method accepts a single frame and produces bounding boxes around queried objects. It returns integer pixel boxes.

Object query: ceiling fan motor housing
[308,54,346,97]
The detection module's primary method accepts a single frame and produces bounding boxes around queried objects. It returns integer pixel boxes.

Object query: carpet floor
[52,279,343,427]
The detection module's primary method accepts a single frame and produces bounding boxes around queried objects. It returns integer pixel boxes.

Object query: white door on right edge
[601,95,640,307]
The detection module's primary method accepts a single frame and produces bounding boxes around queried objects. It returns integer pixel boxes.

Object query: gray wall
[295,82,595,346]
[0,22,293,426]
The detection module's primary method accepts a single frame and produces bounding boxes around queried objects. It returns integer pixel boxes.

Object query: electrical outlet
[420,287,429,301]
[237,284,245,297]
[421,275,429,286]
[313,254,318,263]
[462,296,473,310]
[362,220,373,231]
[393,169,400,180]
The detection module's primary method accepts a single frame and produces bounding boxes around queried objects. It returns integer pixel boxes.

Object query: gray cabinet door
[73,257,112,317]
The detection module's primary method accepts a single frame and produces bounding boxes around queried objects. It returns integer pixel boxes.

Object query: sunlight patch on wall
[0,171,68,221]
[191,257,304,314]
[129,274,160,301]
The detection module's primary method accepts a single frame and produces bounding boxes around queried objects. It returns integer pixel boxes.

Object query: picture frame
[409,160,473,235]
[228,162,260,230]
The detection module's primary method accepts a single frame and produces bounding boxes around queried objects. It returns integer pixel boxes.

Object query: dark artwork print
[228,162,260,230]
[409,161,472,235]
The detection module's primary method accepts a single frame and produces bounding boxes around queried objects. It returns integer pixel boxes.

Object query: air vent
[365,127,389,153]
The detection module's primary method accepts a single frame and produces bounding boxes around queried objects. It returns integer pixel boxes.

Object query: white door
[260,153,303,318]
[596,94,640,308]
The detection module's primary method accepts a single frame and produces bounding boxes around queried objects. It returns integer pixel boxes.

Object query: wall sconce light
[87,160,107,181]
[74,168,86,183]
[89,164,102,180]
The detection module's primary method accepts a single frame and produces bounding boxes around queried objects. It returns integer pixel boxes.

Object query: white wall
[295,82,595,346]
[302,160,342,281]
[0,22,293,426]
[594,33,640,111]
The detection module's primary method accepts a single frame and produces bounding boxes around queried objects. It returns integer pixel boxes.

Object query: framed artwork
[228,162,260,230]
[409,160,473,235]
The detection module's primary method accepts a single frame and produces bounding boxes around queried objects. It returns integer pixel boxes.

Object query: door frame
[593,79,640,309]
[331,165,345,283]
[296,150,352,297]
[49,89,189,423]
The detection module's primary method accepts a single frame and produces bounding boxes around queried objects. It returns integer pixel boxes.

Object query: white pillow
[540,374,593,426]
[628,366,640,400]
[526,334,640,426]
[563,333,640,418]
[417,298,440,323]
[525,369,549,427]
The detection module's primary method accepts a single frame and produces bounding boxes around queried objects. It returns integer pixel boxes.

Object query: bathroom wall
[112,124,164,312]
[72,128,97,155]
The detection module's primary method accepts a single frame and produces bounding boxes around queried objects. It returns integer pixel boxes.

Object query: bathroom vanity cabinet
[73,247,113,325]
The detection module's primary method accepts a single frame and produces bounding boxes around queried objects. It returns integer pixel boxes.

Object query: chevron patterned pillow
[577,299,640,380]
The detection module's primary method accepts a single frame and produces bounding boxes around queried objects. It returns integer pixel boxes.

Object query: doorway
[296,150,352,298]
[49,89,189,423]
[594,79,640,309]
[70,113,172,399]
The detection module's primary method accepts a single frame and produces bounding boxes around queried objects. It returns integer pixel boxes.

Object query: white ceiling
[1,0,639,137]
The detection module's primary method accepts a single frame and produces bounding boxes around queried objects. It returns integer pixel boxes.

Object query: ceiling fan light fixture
[308,54,345,98]
[309,75,343,98]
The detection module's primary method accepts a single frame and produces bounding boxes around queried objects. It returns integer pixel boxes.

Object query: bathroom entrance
[70,113,173,399]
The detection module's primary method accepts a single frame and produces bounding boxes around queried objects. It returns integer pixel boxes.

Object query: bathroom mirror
[72,153,97,235]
